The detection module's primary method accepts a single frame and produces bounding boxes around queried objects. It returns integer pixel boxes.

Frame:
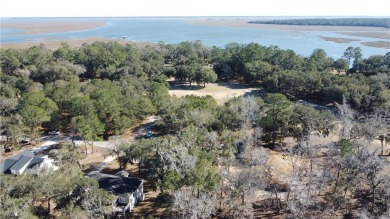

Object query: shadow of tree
[81,162,102,174]
[168,81,205,90]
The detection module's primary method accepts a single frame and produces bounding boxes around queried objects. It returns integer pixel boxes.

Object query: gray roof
[10,149,34,159]
[0,149,42,174]
[94,173,143,196]
[9,155,33,172]
[0,158,18,174]
[27,157,45,169]
[0,150,34,174]
[36,154,48,158]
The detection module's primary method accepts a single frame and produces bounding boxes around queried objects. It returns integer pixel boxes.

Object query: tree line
[249,18,390,28]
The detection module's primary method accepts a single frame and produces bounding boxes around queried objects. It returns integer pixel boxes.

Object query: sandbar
[361,41,390,49]
[1,21,108,35]
[337,31,390,40]
[320,36,360,43]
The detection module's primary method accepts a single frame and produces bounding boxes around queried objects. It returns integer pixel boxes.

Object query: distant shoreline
[190,18,390,49]
[249,18,390,29]
[190,18,390,32]
[0,37,156,50]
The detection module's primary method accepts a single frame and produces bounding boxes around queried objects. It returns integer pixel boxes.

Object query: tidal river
[1,17,389,58]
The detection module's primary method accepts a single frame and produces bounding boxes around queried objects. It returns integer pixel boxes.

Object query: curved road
[36,116,159,150]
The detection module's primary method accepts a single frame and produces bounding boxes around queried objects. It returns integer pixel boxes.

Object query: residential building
[91,171,144,216]
[0,149,58,175]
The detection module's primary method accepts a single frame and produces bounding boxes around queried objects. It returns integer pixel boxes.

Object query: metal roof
[27,157,45,169]
[0,150,43,174]
[9,155,34,172]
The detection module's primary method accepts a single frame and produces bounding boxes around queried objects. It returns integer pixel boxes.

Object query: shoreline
[0,37,156,50]
[3,33,388,51]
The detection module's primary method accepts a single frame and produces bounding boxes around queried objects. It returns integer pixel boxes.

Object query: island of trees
[1,40,390,218]
[248,18,390,28]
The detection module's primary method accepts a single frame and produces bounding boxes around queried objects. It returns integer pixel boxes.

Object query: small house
[0,149,58,175]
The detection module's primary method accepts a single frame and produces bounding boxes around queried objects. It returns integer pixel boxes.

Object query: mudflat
[190,18,390,40]
[1,21,108,35]
[337,31,390,40]
[361,41,390,49]
[319,36,360,43]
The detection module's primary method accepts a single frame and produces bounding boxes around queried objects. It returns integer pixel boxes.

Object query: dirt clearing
[168,81,262,104]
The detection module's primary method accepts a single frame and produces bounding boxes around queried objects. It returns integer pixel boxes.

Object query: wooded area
[1,41,390,218]
[249,18,390,28]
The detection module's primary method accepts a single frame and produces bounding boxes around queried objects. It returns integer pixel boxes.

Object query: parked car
[48,130,60,135]
[145,131,153,139]
[32,146,51,155]
[19,139,30,144]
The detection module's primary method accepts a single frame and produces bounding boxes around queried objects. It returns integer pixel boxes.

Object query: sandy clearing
[1,21,108,35]
[168,82,260,105]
